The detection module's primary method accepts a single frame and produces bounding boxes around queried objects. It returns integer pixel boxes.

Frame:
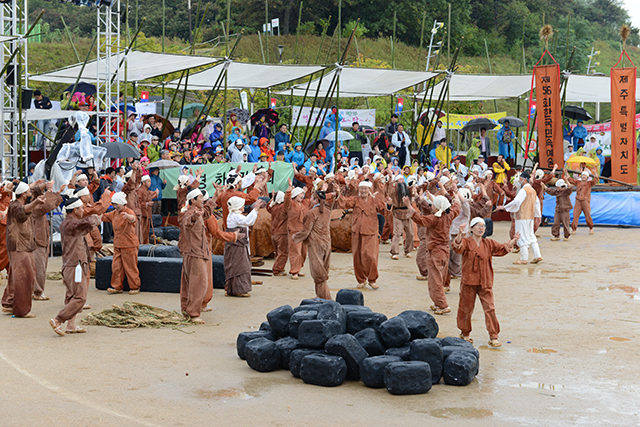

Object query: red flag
[533,64,563,168]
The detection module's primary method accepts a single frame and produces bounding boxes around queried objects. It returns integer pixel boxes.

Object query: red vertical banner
[534,64,563,168]
[610,66,637,184]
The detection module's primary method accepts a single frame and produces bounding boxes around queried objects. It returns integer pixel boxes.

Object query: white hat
[227,196,244,213]
[483,170,493,178]
[458,188,472,200]
[74,187,90,197]
[359,181,373,188]
[270,191,285,207]
[470,217,485,229]
[173,175,190,190]
[112,192,127,205]
[407,176,417,187]
[339,166,348,173]
[373,155,382,163]
[347,170,357,180]
[187,188,201,202]
[555,179,567,188]
[465,182,475,191]
[292,187,305,199]
[202,190,210,201]
[65,198,83,211]
[255,165,267,174]
[425,171,436,182]
[394,174,405,182]
[14,182,29,195]
[439,176,450,185]
[373,172,383,180]
[141,175,151,182]
[76,174,88,182]
[313,178,323,190]
[535,169,544,179]
[63,188,75,198]
[433,195,451,217]
[124,170,133,179]
[309,167,317,174]
[325,172,335,180]
[581,170,590,177]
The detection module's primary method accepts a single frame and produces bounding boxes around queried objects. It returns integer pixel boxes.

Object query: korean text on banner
[610,67,637,184]
[534,64,563,169]
[160,162,295,199]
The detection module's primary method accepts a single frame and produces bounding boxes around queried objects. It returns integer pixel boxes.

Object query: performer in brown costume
[49,198,101,336]
[337,180,387,289]
[31,181,64,301]
[452,218,518,347]
[121,163,142,242]
[284,181,310,279]
[224,197,265,297]
[566,169,597,235]
[406,193,461,315]
[545,179,573,241]
[215,171,263,229]
[267,191,289,276]
[1,182,46,317]
[293,191,332,300]
[137,175,158,244]
[388,174,414,259]
[0,181,11,278]
[101,192,141,294]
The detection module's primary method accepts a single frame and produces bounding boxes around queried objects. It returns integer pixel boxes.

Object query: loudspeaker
[5,64,17,85]
[21,88,33,109]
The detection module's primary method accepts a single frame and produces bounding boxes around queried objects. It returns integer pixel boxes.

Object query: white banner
[135,102,157,116]
[292,106,376,128]
[271,18,279,28]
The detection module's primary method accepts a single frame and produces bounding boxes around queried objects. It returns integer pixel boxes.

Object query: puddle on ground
[500,267,588,277]
[430,407,493,419]
[597,284,640,300]
[527,348,558,354]
[515,382,564,390]
[609,263,631,273]
[609,337,631,342]
[194,387,254,401]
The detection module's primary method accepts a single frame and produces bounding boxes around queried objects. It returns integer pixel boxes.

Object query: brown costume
[337,194,387,285]
[216,187,260,229]
[293,204,332,300]
[284,189,310,275]
[1,201,37,317]
[31,188,63,297]
[267,202,289,275]
[83,191,112,260]
[102,207,141,291]
[545,186,573,239]
[452,236,510,340]
[54,214,101,323]
[388,180,414,256]
[415,197,433,278]
[122,170,142,242]
[567,176,597,231]
[0,190,11,273]
[178,206,210,318]
[176,178,200,211]
[137,186,153,244]
[411,202,461,310]
[202,215,237,307]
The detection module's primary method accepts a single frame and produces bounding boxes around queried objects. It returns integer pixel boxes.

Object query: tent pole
[301,69,329,145]
[265,0,270,63]
[258,32,266,64]
[418,10,426,71]
[392,10,396,69]
[294,1,303,63]
[61,16,81,63]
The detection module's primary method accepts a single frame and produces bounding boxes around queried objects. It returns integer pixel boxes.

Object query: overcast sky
[623,0,640,29]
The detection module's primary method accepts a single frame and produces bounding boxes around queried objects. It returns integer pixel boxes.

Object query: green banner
[160,162,295,199]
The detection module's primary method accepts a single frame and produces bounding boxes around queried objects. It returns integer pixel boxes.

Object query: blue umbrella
[64,82,96,97]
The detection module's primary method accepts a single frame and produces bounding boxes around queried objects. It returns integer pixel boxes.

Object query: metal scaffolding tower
[96,0,121,142]
[1,0,28,178]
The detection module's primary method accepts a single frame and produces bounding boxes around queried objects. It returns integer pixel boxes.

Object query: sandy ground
[1,222,639,427]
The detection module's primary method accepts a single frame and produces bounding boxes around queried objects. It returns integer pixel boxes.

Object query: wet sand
[1,222,639,426]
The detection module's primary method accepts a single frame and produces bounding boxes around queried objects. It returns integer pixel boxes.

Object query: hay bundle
[621,25,631,49]
[539,25,553,50]
[81,301,191,329]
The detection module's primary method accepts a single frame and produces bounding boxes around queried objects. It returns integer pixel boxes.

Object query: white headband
[141,175,151,182]
[14,182,29,195]
[187,188,201,202]
[173,175,190,190]
[227,196,245,213]
[309,167,317,174]
[65,199,83,211]
[433,195,451,217]
[555,179,567,188]
[470,217,485,229]
[291,187,305,199]
[76,174,88,182]
[74,187,90,197]
[270,191,285,207]
[324,172,335,180]
[112,192,127,205]
[359,181,373,188]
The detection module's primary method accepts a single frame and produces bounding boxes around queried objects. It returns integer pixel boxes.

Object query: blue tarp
[542,191,640,226]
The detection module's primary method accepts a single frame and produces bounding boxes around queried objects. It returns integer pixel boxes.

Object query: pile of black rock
[236,289,480,395]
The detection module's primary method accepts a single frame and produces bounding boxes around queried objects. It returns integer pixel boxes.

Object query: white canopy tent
[563,74,640,103]
[164,62,325,90]
[30,51,220,84]
[3,110,96,121]
[281,67,439,97]
[417,74,532,101]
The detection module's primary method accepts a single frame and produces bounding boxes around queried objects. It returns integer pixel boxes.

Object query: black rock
[294,304,324,313]
[244,338,281,372]
[341,305,372,315]
[153,227,164,239]
[297,319,343,349]
[346,311,388,335]
[236,331,275,360]
[384,345,411,361]
[138,244,181,258]
[360,355,402,388]
[267,305,294,338]
[410,338,443,385]
[442,346,480,375]
[211,255,226,289]
[163,226,180,241]
[299,298,330,306]
[397,310,439,339]
[316,301,347,334]
[324,334,369,380]
[384,361,432,395]
[443,352,478,386]
[300,354,348,387]
[441,336,474,348]
[354,328,386,356]
[289,310,318,338]
[259,321,271,332]
[378,317,411,348]
[152,214,163,228]
[289,349,324,378]
[335,289,365,306]
[275,337,302,370]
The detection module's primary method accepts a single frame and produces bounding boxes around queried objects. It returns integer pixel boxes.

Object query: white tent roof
[564,74,640,103]
[282,67,439,97]
[30,51,219,84]
[164,62,325,90]
[417,74,532,101]
[3,110,96,121]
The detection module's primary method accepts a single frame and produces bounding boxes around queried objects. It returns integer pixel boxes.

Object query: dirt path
[1,222,639,426]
